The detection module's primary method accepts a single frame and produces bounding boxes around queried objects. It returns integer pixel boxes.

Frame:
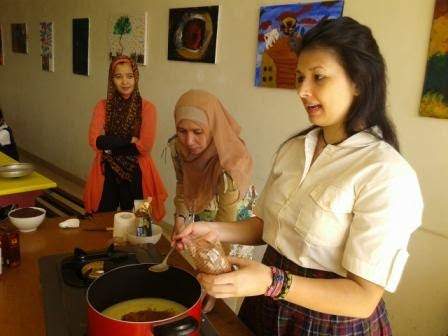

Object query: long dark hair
[289,16,399,151]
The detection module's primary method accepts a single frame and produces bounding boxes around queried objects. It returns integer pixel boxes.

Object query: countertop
[0,212,254,336]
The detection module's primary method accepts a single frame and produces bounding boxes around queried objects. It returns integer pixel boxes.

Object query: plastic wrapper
[186,238,232,275]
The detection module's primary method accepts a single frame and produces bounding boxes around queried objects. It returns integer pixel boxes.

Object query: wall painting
[0,25,4,65]
[40,22,54,72]
[73,18,89,76]
[109,13,147,65]
[168,6,219,63]
[419,0,448,119]
[255,1,344,89]
[11,23,28,54]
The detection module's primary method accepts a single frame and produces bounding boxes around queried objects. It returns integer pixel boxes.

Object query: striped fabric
[238,246,392,336]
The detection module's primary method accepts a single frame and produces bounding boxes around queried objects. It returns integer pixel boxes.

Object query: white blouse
[255,127,423,292]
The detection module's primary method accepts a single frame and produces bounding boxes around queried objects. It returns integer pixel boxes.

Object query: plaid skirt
[238,246,392,336]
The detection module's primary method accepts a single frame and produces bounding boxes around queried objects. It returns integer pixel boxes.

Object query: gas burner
[60,244,137,287]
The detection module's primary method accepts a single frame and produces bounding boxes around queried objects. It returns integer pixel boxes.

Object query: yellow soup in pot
[102,298,187,322]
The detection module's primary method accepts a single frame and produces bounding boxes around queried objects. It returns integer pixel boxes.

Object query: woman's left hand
[197,256,272,298]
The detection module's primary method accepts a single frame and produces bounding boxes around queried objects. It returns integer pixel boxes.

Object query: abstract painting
[109,13,147,65]
[419,0,448,119]
[40,22,54,72]
[255,1,344,89]
[11,23,28,54]
[0,25,4,65]
[73,18,89,76]
[168,6,219,63]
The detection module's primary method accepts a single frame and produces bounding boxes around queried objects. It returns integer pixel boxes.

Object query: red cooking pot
[86,263,204,336]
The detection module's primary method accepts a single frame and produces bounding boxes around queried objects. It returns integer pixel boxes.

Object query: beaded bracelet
[265,266,285,298]
[274,270,292,300]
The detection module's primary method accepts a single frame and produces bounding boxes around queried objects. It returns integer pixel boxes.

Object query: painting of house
[419,0,448,119]
[255,1,344,89]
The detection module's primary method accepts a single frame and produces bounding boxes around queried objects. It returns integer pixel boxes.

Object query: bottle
[0,223,20,268]
[134,197,153,237]
[0,231,3,276]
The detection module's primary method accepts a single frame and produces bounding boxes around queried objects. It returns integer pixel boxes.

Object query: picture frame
[73,18,89,75]
[11,23,28,54]
[168,6,219,63]
[40,22,54,72]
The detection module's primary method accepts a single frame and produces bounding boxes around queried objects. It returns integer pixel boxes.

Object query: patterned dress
[168,138,256,259]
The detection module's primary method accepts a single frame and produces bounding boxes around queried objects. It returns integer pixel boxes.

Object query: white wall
[0,0,447,335]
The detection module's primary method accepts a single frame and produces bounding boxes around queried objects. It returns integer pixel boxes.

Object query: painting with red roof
[255,1,344,89]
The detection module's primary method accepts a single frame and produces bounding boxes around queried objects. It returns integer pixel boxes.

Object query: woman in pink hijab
[168,89,254,312]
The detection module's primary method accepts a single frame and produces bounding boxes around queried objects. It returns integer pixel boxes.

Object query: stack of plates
[0,163,35,178]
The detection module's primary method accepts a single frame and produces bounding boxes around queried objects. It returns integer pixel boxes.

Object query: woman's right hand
[173,220,218,251]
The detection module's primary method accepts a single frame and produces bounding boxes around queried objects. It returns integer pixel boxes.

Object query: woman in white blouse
[175,17,423,336]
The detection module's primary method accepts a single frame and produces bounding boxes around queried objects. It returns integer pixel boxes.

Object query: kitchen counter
[0,212,254,336]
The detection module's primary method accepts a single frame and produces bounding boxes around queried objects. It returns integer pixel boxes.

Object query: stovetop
[38,244,219,336]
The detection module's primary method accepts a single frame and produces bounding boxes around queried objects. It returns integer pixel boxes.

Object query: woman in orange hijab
[169,89,254,312]
[84,56,167,221]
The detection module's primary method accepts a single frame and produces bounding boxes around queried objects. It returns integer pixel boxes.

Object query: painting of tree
[419,0,448,119]
[113,16,131,55]
[109,13,147,65]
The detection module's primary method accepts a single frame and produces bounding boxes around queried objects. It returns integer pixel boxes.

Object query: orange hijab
[174,90,253,213]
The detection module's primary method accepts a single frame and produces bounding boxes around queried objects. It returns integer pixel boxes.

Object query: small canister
[1,224,20,268]
[0,230,3,276]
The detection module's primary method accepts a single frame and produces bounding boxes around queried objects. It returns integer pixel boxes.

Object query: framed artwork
[168,5,219,63]
[419,0,448,119]
[255,1,344,89]
[73,18,89,76]
[11,23,28,54]
[40,22,54,72]
[0,25,4,65]
[109,12,147,65]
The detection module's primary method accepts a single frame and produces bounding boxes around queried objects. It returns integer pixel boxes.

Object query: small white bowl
[126,224,162,245]
[8,206,46,232]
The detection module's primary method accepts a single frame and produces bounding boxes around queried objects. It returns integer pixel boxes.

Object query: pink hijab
[174,90,253,213]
